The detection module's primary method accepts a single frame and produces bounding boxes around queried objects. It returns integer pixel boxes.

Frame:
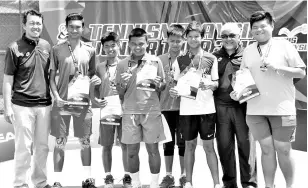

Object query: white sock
[124,171,130,175]
[53,172,62,183]
[186,182,192,186]
[131,171,140,183]
[105,172,111,176]
[83,166,92,179]
[181,172,186,177]
[151,173,159,184]
[166,172,172,176]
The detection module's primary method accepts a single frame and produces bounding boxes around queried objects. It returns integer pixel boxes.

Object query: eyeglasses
[221,33,237,39]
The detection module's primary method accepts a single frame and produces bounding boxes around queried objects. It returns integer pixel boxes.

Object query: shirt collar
[22,33,39,46]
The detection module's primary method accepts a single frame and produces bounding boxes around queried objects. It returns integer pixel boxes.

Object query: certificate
[136,62,158,91]
[175,68,201,100]
[100,95,122,126]
[232,68,260,103]
[67,75,90,106]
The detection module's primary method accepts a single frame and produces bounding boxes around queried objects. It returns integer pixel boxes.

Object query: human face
[221,30,240,51]
[250,19,273,43]
[103,40,120,58]
[23,14,43,40]
[168,35,184,53]
[66,20,84,39]
[186,31,202,49]
[129,36,148,57]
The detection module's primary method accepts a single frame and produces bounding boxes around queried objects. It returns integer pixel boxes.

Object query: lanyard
[257,40,272,62]
[67,41,81,74]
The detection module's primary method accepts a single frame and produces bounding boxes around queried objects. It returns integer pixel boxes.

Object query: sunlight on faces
[186,30,202,49]
[66,20,84,39]
[167,35,184,53]
[23,14,43,40]
[103,41,120,58]
[129,36,148,57]
[250,19,273,43]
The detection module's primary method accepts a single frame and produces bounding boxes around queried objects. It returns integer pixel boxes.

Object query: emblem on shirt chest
[25,52,30,57]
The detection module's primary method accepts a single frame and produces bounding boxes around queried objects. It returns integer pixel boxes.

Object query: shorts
[98,119,122,146]
[50,107,92,139]
[179,114,216,141]
[121,113,166,144]
[246,115,297,142]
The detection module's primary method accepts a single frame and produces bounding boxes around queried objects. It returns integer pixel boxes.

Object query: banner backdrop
[38,0,306,151]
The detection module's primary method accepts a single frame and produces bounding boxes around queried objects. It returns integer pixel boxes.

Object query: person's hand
[4,106,15,124]
[154,76,162,88]
[169,87,179,98]
[199,81,216,91]
[90,75,101,86]
[55,97,67,107]
[229,91,239,101]
[120,72,132,84]
[94,98,108,108]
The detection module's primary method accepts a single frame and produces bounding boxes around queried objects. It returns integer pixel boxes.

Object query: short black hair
[167,24,185,38]
[128,28,148,41]
[23,9,43,25]
[65,13,84,27]
[101,32,120,46]
[185,21,205,38]
[250,11,274,28]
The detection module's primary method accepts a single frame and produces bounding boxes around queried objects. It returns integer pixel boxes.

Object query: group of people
[2,8,305,188]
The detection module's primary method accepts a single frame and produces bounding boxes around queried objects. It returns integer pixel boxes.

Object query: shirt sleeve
[49,47,58,72]
[211,57,219,81]
[284,40,306,68]
[88,49,96,77]
[4,46,17,75]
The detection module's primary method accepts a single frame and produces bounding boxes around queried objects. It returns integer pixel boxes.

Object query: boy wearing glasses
[49,13,102,188]
[213,23,257,188]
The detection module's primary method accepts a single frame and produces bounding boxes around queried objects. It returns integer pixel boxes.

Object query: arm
[3,74,15,123]
[115,62,127,102]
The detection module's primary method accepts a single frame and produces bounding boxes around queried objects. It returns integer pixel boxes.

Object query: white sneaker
[150,182,159,188]
[132,181,142,188]
[184,182,193,188]
[214,184,222,188]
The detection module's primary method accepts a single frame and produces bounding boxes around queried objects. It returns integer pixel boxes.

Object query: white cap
[220,22,241,35]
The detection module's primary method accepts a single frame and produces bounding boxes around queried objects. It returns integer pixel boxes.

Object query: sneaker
[159,175,175,188]
[82,178,97,188]
[104,174,114,187]
[122,174,132,188]
[52,182,63,188]
[184,182,193,188]
[179,175,186,188]
[14,184,29,188]
[132,181,142,188]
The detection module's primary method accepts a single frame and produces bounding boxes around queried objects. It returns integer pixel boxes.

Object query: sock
[124,171,130,175]
[131,171,140,183]
[186,182,192,186]
[181,172,186,177]
[166,172,172,176]
[53,172,62,183]
[105,172,111,176]
[83,166,92,179]
[151,173,159,184]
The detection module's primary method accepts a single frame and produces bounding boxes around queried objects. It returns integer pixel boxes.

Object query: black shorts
[98,120,122,146]
[179,114,216,141]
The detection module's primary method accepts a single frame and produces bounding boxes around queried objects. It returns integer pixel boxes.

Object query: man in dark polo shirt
[3,10,52,188]
[213,23,257,188]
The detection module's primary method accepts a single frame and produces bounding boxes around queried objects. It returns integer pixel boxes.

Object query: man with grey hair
[213,22,257,188]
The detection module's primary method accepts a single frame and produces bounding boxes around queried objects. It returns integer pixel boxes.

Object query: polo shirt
[49,40,96,100]
[115,53,165,114]
[213,46,244,107]
[4,34,52,107]
[242,38,306,115]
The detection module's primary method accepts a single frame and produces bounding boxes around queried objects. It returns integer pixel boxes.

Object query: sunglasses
[221,33,237,39]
